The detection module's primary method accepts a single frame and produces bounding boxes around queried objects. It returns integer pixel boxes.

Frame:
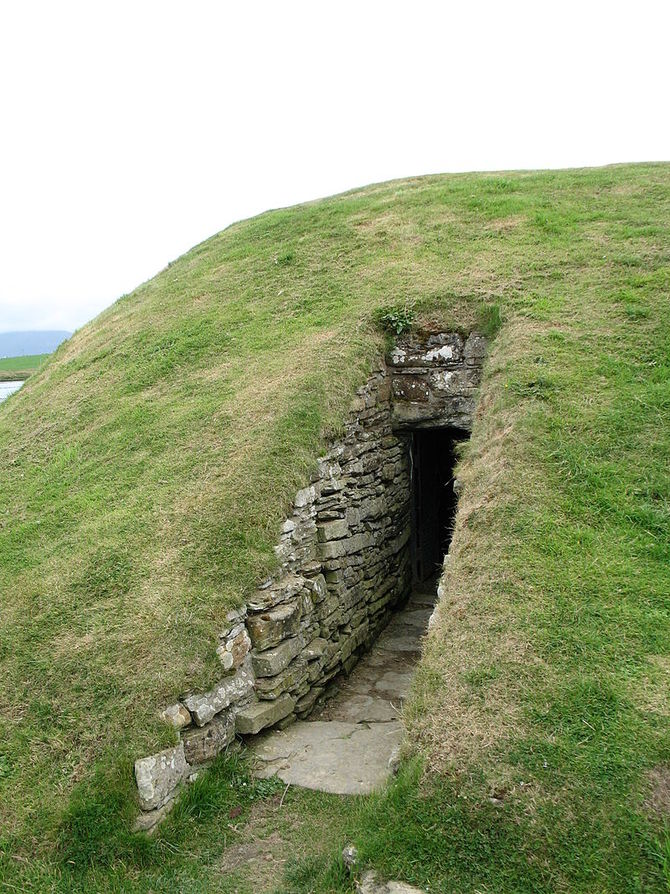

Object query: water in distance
[0,381,24,403]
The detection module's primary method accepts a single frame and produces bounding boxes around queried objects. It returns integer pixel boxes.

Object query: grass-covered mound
[0,163,668,892]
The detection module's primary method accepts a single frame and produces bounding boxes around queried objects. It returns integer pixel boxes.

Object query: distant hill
[0,330,71,358]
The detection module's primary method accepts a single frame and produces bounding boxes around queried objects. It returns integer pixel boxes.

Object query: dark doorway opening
[410,427,467,583]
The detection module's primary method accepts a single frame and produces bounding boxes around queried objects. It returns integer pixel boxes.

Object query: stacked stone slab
[133,331,486,829]
[389,331,486,430]
[241,367,412,726]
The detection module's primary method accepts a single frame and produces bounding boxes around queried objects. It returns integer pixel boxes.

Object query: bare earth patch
[217,797,338,893]
[218,801,288,891]
[644,764,670,818]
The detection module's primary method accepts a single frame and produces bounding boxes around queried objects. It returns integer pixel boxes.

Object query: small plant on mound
[373,302,416,337]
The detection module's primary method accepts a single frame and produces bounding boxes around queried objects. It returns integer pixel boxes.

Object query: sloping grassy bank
[0,164,668,892]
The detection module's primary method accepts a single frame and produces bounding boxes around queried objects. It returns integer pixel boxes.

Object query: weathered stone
[251,634,304,677]
[236,694,295,734]
[319,532,374,561]
[381,462,396,481]
[307,660,325,684]
[390,333,484,431]
[317,457,342,480]
[159,702,191,731]
[464,332,487,362]
[252,720,403,795]
[216,649,234,671]
[294,485,317,508]
[342,844,358,872]
[254,660,308,699]
[247,573,306,611]
[182,712,236,765]
[183,666,254,726]
[317,518,349,542]
[219,606,247,637]
[213,649,234,672]
[388,744,402,775]
[392,374,431,402]
[134,743,188,811]
[295,685,324,714]
[246,600,302,651]
[303,636,328,660]
[304,572,327,602]
[389,332,463,368]
[216,627,251,669]
[316,589,343,620]
[342,653,358,674]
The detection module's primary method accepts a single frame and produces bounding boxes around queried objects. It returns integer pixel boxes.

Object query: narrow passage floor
[250,579,437,795]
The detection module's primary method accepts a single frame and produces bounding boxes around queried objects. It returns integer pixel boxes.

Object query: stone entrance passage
[133,333,486,826]
[247,332,484,794]
[249,425,468,795]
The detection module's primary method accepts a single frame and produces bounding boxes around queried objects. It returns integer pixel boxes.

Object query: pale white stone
[425,344,454,362]
[215,647,235,670]
[184,667,255,726]
[134,743,188,811]
[294,485,316,508]
[159,702,191,730]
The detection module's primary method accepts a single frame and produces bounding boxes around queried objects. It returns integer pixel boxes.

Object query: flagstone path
[251,581,437,795]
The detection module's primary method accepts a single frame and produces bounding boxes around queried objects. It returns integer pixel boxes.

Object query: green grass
[0,352,50,380]
[0,163,668,892]
[2,749,355,893]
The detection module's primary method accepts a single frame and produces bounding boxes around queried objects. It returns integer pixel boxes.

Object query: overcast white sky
[0,1,667,333]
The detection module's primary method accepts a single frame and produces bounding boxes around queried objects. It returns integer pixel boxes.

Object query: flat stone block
[134,743,188,811]
[182,712,235,765]
[184,666,254,726]
[236,694,295,735]
[252,720,403,795]
[254,660,307,699]
[251,634,304,677]
[326,693,399,723]
[247,573,305,611]
[247,600,302,651]
[317,518,349,542]
[392,375,431,402]
[303,636,328,660]
[319,531,373,561]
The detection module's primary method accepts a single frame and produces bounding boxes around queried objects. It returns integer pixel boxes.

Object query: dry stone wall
[134,331,485,828]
